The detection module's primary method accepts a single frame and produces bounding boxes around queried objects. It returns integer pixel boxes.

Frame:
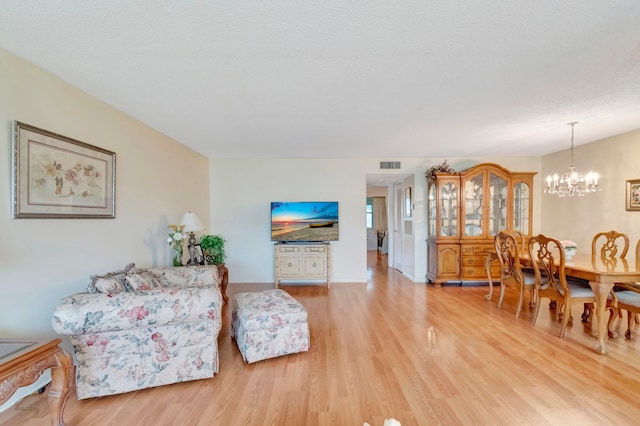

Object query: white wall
[0,48,210,340]
[210,156,542,284]
[541,129,640,249]
[210,158,368,283]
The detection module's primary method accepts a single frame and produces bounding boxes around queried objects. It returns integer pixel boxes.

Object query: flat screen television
[271,201,339,242]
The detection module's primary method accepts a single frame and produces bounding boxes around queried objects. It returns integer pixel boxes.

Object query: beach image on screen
[271,201,339,241]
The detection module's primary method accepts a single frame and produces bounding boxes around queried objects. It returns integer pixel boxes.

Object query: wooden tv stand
[274,242,331,288]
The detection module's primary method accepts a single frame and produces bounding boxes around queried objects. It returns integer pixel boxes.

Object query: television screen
[271,201,339,242]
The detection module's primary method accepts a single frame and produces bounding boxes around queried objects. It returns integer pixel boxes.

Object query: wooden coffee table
[0,338,73,426]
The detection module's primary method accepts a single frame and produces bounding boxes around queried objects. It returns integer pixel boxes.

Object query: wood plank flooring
[2,251,640,425]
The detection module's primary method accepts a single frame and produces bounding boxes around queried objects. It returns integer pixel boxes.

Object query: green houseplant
[200,234,226,265]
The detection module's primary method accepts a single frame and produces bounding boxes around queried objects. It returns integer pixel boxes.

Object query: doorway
[366,173,413,276]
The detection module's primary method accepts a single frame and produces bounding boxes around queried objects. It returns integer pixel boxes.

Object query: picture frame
[12,121,116,218]
[187,244,205,265]
[626,179,640,211]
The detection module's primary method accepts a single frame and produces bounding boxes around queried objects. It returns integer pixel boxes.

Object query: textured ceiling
[1,1,640,161]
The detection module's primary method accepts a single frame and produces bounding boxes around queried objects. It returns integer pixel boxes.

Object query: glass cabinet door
[440,182,458,237]
[463,174,483,237]
[512,181,530,233]
[428,184,436,237]
[488,173,508,236]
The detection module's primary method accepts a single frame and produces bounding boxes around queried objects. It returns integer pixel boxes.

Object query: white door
[393,181,403,270]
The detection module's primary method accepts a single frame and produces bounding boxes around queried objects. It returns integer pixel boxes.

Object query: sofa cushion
[233,289,308,330]
[87,262,136,293]
[125,272,164,291]
[150,265,219,288]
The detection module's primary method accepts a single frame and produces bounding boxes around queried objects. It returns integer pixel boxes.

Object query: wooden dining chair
[494,231,536,319]
[528,234,596,338]
[609,285,640,339]
[583,231,631,322]
[591,230,630,263]
[609,239,640,339]
[510,230,536,273]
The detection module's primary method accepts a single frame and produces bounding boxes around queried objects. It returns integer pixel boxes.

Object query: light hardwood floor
[3,252,640,425]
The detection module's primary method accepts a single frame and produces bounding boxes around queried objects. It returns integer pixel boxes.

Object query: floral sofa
[52,263,223,399]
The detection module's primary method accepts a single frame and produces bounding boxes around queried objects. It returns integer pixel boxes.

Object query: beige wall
[0,49,210,338]
[541,129,640,250]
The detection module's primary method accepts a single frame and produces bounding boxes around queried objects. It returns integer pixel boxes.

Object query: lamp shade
[180,211,204,232]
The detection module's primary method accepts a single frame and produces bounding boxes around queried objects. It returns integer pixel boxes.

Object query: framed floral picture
[626,179,640,211]
[12,121,116,218]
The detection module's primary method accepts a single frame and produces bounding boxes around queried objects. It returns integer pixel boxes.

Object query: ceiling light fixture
[544,122,600,197]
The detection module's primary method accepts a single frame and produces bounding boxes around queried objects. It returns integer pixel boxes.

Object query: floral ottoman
[231,289,309,363]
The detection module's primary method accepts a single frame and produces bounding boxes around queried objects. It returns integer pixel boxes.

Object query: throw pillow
[87,262,136,293]
[93,277,126,294]
[124,272,164,291]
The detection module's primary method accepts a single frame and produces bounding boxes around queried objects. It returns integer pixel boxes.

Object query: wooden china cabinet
[426,163,536,287]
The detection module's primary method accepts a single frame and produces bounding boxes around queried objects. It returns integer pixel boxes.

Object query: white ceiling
[2,2,640,165]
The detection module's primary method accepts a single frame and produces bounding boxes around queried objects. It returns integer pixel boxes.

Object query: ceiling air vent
[379,161,401,170]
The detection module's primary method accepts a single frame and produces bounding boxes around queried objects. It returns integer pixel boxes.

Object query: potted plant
[200,234,226,265]
[425,160,455,182]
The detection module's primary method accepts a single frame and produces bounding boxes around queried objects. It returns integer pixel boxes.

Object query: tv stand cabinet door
[303,253,327,277]
[276,246,302,282]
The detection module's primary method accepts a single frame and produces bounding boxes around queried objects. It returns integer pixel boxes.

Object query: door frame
[393,181,404,270]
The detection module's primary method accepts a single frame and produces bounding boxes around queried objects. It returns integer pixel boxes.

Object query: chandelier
[544,121,600,197]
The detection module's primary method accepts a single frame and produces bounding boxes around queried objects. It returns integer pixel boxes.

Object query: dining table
[485,251,640,355]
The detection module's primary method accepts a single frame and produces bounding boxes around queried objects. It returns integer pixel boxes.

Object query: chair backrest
[511,230,525,251]
[528,234,569,295]
[591,230,629,262]
[497,229,525,250]
[494,231,524,284]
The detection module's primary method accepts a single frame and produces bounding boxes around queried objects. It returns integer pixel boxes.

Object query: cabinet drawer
[304,246,326,253]
[462,256,489,266]
[462,244,494,255]
[474,244,494,254]
[462,265,490,279]
[461,246,475,255]
[278,246,300,253]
